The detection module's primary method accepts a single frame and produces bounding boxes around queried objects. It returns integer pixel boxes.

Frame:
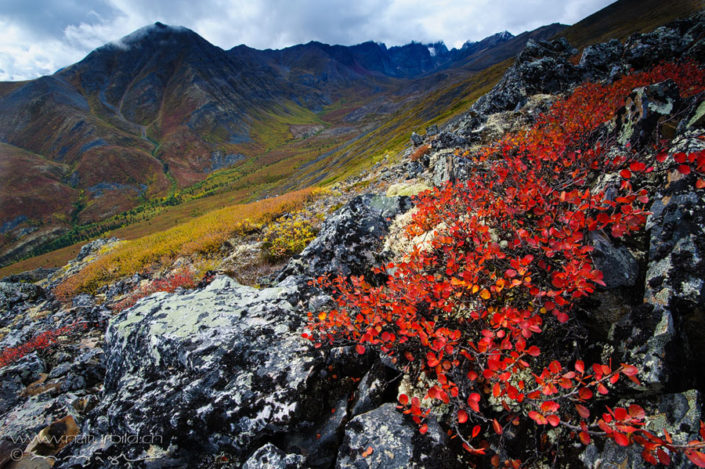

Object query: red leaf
[620,169,632,179]
[614,407,628,421]
[697,179,705,189]
[527,346,541,357]
[629,161,646,172]
[575,360,584,374]
[356,344,366,355]
[472,425,481,438]
[541,401,560,413]
[688,451,705,467]
[419,424,428,435]
[657,449,671,465]
[655,151,668,163]
[674,152,687,164]
[628,404,645,420]
[621,364,638,376]
[576,404,590,419]
[457,409,468,424]
[398,394,409,406]
[579,431,591,445]
[493,419,503,435]
[546,414,560,427]
[678,164,692,175]
[614,432,629,447]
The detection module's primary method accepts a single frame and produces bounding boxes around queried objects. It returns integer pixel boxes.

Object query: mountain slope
[0,24,554,266]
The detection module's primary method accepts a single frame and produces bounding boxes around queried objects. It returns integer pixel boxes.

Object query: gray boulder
[69,276,319,466]
[275,195,412,281]
[611,79,681,150]
[335,403,459,469]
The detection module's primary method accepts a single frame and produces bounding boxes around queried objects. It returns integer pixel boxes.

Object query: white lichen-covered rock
[335,403,459,469]
[66,275,320,466]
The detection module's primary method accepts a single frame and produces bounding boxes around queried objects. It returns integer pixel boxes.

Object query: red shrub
[0,322,87,369]
[112,269,199,312]
[305,62,705,465]
[410,143,431,161]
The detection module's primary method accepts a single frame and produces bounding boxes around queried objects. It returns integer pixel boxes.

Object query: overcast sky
[0,0,614,81]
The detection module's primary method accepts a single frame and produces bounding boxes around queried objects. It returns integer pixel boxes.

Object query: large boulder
[64,276,320,466]
[275,195,412,281]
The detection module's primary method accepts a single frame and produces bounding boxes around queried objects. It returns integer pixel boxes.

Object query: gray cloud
[0,0,614,80]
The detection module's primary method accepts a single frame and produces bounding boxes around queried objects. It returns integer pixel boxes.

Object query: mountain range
[0,0,702,269]
[0,21,564,264]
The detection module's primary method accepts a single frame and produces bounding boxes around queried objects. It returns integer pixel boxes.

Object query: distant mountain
[0,21,558,264]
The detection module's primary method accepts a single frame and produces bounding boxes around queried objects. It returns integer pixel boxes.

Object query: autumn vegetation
[0,322,87,370]
[305,62,705,466]
[55,188,320,299]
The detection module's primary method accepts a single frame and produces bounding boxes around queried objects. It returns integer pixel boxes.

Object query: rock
[411,132,424,146]
[0,393,80,448]
[0,353,46,414]
[431,152,472,186]
[580,390,702,469]
[350,363,398,417]
[611,79,681,150]
[430,131,466,151]
[75,238,118,262]
[0,282,45,314]
[0,438,24,467]
[275,195,412,281]
[679,94,705,132]
[242,443,307,469]
[405,160,425,179]
[70,276,319,466]
[471,38,579,117]
[335,403,458,469]
[425,125,439,136]
[579,39,624,81]
[588,232,639,288]
[0,268,57,284]
[25,415,79,456]
[624,26,687,70]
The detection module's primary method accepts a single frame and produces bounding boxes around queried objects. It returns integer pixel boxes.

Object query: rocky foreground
[2,13,705,468]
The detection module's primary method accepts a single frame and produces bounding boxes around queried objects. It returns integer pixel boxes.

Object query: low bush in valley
[305,62,705,466]
[261,210,321,262]
[55,188,319,298]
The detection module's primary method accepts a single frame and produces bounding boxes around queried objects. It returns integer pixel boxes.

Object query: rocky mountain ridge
[0,20,569,269]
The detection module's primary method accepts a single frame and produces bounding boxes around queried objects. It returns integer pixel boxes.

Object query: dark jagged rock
[275,195,412,281]
[335,403,459,469]
[588,232,639,289]
[431,152,472,186]
[411,132,424,146]
[470,38,579,119]
[578,39,624,81]
[612,79,682,150]
[431,131,467,151]
[0,281,45,314]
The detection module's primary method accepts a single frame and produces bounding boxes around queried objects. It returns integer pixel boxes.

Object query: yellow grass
[55,188,318,298]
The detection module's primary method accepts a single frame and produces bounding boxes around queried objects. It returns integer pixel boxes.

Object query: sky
[0,0,615,81]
